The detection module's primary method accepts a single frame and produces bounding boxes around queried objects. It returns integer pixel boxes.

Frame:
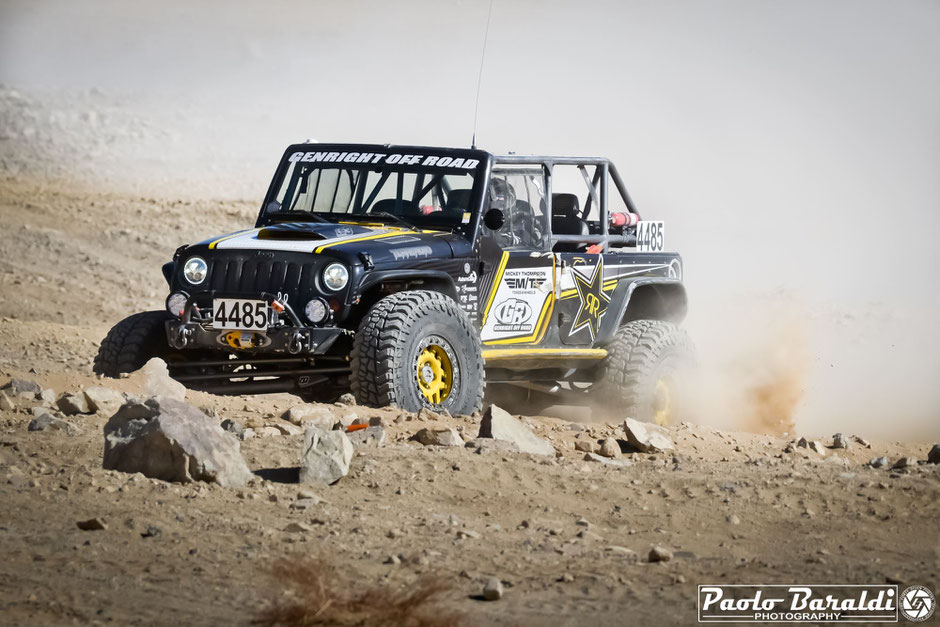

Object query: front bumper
[165,291,346,355]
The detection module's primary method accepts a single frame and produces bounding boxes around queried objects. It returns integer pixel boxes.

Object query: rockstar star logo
[570,259,610,341]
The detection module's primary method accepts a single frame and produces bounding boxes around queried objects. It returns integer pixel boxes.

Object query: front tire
[595,319,694,425]
[93,311,171,377]
[351,290,483,415]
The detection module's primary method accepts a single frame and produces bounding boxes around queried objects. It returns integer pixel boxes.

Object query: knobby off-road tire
[93,311,171,378]
[595,319,695,424]
[351,290,484,415]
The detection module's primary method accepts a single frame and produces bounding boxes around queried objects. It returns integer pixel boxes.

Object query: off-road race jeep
[95,143,692,423]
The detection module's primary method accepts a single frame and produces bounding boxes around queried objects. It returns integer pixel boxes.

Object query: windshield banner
[287,150,479,170]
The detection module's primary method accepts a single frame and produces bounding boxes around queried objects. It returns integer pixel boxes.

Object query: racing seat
[443,188,473,219]
[550,193,590,252]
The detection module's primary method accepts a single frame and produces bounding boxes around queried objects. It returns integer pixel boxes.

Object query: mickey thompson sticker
[697,584,920,622]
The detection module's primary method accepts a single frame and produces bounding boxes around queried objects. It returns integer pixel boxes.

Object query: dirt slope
[0,180,938,626]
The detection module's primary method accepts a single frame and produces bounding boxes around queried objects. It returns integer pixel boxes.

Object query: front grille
[205,254,320,295]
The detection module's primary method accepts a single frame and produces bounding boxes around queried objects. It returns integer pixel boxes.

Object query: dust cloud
[1,1,937,437]
[685,297,811,437]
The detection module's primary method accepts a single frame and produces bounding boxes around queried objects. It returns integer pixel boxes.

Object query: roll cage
[256,145,641,251]
[491,154,641,252]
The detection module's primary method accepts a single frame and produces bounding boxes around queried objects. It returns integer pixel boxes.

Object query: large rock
[221,418,244,438]
[128,358,186,401]
[283,405,335,428]
[927,444,940,465]
[464,438,520,454]
[28,412,76,434]
[584,452,632,467]
[574,440,595,453]
[0,391,15,412]
[36,388,56,406]
[482,577,504,601]
[648,546,673,563]
[300,426,353,485]
[623,418,674,453]
[2,378,40,397]
[414,427,463,447]
[348,426,386,448]
[598,437,622,458]
[83,386,126,416]
[57,393,92,415]
[334,410,359,428]
[103,396,252,487]
[477,405,555,456]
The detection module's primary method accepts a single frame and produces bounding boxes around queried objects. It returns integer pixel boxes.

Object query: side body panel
[554,251,683,345]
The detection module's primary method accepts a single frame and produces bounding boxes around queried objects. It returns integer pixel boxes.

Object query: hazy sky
[3,0,937,302]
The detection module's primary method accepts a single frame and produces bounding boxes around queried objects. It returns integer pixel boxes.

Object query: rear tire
[351,290,483,415]
[595,319,694,424]
[93,311,171,377]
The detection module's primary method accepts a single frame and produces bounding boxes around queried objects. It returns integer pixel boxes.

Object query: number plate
[212,299,269,331]
[635,220,665,252]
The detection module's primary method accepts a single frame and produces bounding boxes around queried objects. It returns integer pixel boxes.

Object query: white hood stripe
[212,228,396,253]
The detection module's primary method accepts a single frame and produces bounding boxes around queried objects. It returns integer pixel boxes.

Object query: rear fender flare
[596,278,687,343]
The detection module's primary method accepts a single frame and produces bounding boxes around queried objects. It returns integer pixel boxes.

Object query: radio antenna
[471,0,494,149]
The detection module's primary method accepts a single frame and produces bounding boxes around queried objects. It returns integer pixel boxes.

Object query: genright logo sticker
[493,298,532,333]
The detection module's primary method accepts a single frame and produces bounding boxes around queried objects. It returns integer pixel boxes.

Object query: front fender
[357,269,459,301]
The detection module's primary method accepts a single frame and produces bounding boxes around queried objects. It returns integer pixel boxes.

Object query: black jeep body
[97,143,691,421]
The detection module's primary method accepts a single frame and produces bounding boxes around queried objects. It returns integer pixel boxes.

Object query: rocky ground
[0,178,939,626]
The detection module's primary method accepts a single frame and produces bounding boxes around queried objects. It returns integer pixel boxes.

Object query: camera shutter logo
[900,585,935,622]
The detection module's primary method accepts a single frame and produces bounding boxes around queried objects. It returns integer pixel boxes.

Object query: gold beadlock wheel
[415,339,455,404]
[652,376,676,426]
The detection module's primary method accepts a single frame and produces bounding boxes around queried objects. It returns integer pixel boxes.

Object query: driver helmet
[488,178,516,213]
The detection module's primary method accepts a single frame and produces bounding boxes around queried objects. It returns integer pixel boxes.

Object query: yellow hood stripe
[313,231,399,253]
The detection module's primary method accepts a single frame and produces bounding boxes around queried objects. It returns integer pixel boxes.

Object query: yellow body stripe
[532,295,555,344]
[480,251,509,327]
[482,348,608,360]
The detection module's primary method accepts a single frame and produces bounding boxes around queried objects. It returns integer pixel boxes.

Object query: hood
[199,222,455,263]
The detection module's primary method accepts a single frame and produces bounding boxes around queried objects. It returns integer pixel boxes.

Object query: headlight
[322,263,348,291]
[304,298,329,324]
[182,256,208,285]
[166,292,188,317]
